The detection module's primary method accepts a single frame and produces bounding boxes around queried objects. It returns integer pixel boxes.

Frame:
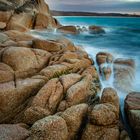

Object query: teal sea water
[31,16,140,93]
[56,16,140,92]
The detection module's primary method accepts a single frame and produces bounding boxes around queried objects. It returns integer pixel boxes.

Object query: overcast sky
[45,0,140,14]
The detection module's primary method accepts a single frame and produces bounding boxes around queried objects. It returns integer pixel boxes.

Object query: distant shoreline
[51,10,140,17]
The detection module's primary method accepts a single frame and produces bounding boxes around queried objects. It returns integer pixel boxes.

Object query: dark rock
[57,25,79,34]
[96,52,113,65]
[89,25,105,34]
[125,92,140,140]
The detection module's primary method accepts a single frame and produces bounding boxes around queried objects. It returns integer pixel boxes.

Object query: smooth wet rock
[113,58,135,92]
[89,25,105,34]
[125,92,140,140]
[29,115,68,140]
[0,124,30,140]
[96,52,113,65]
[114,58,135,68]
[99,65,112,80]
[57,25,79,34]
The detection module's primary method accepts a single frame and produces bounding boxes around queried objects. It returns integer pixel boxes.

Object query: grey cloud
[45,0,140,13]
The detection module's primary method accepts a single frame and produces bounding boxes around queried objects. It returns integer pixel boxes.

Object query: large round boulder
[81,124,120,140]
[29,115,68,140]
[89,103,119,126]
[1,47,51,78]
[101,87,119,111]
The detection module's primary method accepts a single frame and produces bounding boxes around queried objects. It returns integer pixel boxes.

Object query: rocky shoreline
[0,0,139,140]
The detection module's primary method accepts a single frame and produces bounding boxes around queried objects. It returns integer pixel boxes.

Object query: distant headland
[51,10,140,17]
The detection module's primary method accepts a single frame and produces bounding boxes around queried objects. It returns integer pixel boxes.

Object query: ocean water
[31,16,140,94]
[55,16,140,92]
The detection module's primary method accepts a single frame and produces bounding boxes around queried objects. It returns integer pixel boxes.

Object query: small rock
[99,64,112,80]
[89,25,105,34]
[96,52,113,65]
[57,26,79,34]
